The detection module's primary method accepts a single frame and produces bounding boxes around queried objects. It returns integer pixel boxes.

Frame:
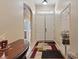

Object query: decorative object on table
[1,40,8,49]
[61,31,70,45]
[0,41,3,57]
[0,40,8,57]
[61,31,70,59]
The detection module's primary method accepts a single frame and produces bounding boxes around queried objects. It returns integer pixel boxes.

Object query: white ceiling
[24,0,71,14]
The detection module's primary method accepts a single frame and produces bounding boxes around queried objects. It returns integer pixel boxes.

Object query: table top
[0,39,29,59]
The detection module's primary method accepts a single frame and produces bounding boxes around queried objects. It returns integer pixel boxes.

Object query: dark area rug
[42,50,64,58]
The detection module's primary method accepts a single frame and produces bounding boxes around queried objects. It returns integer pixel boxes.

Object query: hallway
[0,0,77,59]
[23,0,77,59]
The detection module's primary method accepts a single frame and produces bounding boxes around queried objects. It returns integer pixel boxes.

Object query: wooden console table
[0,39,29,59]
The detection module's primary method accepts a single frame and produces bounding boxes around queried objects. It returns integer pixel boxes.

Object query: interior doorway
[23,3,32,43]
[35,13,55,41]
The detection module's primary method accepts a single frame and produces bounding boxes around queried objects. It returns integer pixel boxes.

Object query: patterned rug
[30,41,64,59]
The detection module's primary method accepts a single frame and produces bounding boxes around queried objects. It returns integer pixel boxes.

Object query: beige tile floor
[26,40,37,59]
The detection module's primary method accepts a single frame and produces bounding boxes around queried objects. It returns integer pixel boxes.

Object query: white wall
[55,5,71,56]
[0,0,24,43]
[70,0,78,56]
[55,0,78,57]
[54,13,65,55]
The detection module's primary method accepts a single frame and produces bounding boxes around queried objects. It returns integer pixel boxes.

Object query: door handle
[45,27,47,32]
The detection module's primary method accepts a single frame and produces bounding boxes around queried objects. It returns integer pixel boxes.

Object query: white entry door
[46,14,55,40]
[35,14,55,41]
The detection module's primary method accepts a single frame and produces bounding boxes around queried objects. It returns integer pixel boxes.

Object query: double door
[35,14,55,41]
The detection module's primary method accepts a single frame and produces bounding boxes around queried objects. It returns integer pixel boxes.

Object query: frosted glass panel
[24,19,31,31]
